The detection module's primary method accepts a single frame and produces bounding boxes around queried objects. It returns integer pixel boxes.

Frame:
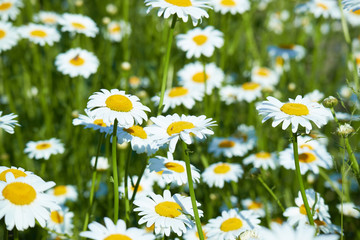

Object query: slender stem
[112,119,119,223]
[344,137,360,178]
[182,141,204,240]
[258,176,285,212]
[157,15,177,115]
[130,157,149,203]
[124,148,132,224]
[14,229,18,240]
[292,132,314,226]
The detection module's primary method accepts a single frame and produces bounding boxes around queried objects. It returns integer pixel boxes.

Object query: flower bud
[337,123,354,137]
[121,62,131,71]
[323,96,338,108]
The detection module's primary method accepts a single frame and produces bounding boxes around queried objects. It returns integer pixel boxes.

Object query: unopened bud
[337,123,354,137]
[75,0,83,7]
[106,4,118,15]
[288,83,296,91]
[323,96,338,108]
[121,62,131,71]
[102,17,111,25]
[72,110,79,118]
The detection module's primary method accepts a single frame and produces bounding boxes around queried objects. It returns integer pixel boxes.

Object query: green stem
[130,157,149,203]
[112,119,119,223]
[14,229,18,240]
[344,137,360,185]
[157,15,177,115]
[292,132,314,226]
[124,148,132,224]
[182,141,204,240]
[258,176,285,212]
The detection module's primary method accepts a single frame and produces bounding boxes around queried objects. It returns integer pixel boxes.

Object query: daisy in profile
[337,202,360,218]
[208,137,248,158]
[144,0,211,26]
[343,0,360,10]
[81,217,155,240]
[73,108,109,133]
[0,111,19,134]
[58,13,98,37]
[251,66,279,88]
[178,62,224,94]
[0,173,60,231]
[176,26,224,58]
[46,185,77,205]
[105,20,131,42]
[212,0,250,15]
[219,85,240,105]
[152,86,203,113]
[202,162,243,188]
[119,175,153,200]
[267,44,306,60]
[0,21,19,53]
[18,23,60,46]
[314,217,341,234]
[241,198,266,218]
[0,166,39,182]
[133,189,202,236]
[237,82,262,102]
[257,95,331,134]
[148,152,200,186]
[148,114,216,153]
[90,156,109,171]
[0,0,23,21]
[233,124,257,151]
[205,209,261,240]
[55,48,99,78]
[243,151,278,170]
[46,208,74,236]
[87,89,150,127]
[24,138,65,160]
[33,11,60,25]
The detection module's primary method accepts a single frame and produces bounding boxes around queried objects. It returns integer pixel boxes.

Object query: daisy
[306,0,341,19]
[152,86,203,113]
[205,209,261,240]
[46,185,77,205]
[208,137,248,158]
[18,23,60,46]
[119,175,153,200]
[219,85,240,105]
[144,0,211,26]
[237,82,262,102]
[58,13,98,37]
[0,111,19,134]
[46,208,74,235]
[0,173,60,231]
[90,156,109,171]
[176,26,224,58]
[55,48,99,78]
[147,114,216,153]
[33,11,60,25]
[81,217,155,240]
[177,62,224,94]
[337,202,360,218]
[292,135,327,153]
[267,44,306,60]
[267,11,290,34]
[346,8,360,26]
[212,0,250,15]
[24,138,65,160]
[133,189,203,236]
[243,151,278,170]
[241,198,266,218]
[0,166,39,182]
[148,152,200,186]
[343,0,360,10]
[304,90,325,103]
[0,21,19,53]
[105,20,131,42]
[233,124,257,151]
[314,217,341,235]
[251,66,279,88]
[202,162,243,188]
[143,168,167,189]
[183,226,208,240]
[256,95,331,134]
[72,108,109,133]
[0,0,23,21]
[87,89,150,127]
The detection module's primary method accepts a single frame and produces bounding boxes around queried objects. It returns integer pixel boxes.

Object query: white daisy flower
[337,202,360,218]
[0,0,23,21]
[152,86,203,113]
[119,175,154,200]
[304,90,325,103]
[55,48,99,78]
[243,152,278,170]
[18,23,60,46]
[306,0,341,19]
[219,85,240,105]
[46,185,77,205]
[133,189,203,236]
[0,111,19,134]
[73,108,109,133]
[343,0,360,11]
[267,44,306,60]
[257,95,331,134]
[46,208,74,235]
[144,0,211,26]
[90,156,109,171]
[267,11,290,34]
[148,152,200,186]
[87,89,150,127]
[202,162,243,188]
[105,20,131,42]
[143,168,167,189]
[33,11,60,25]
[176,26,224,58]
[314,217,341,235]
[241,198,266,218]
[204,209,261,240]
[233,124,257,152]
[237,82,262,102]
[208,137,249,158]
[0,166,40,182]
[0,21,19,53]
[211,0,250,15]
[81,217,155,240]
[178,62,224,94]
[147,113,216,153]
[0,173,60,231]
[58,13,98,37]
[24,138,65,160]
[251,66,279,88]
[346,8,360,26]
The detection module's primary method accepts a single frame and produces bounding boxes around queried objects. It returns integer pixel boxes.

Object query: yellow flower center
[155,201,182,218]
[316,3,328,10]
[43,17,56,24]
[299,204,309,215]
[167,121,195,136]
[124,125,147,139]
[220,218,243,232]
[129,76,140,85]
[242,82,260,90]
[2,182,36,205]
[248,201,263,210]
[71,22,86,30]
[69,55,85,66]
[193,34,208,45]
[104,234,132,240]
[280,103,309,116]
[0,2,12,11]
[0,29,6,39]
[218,140,235,148]
[255,152,271,159]
[0,169,27,182]
[131,184,143,193]
[50,211,64,224]
[53,185,67,196]
[256,68,270,76]
[36,143,52,150]
[105,95,133,112]
[145,224,155,233]
[30,30,47,38]
[298,152,316,163]
[221,0,236,6]
[165,0,192,7]
[357,57,360,66]
[314,219,326,226]
[276,56,284,66]
[279,44,295,50]
[353,9,360,15]
[93,119,106,127]
[213,163,231,174]
[168,87,189,98]
[300,144,314,150]
[165,162,185,173]
[192,72,209,83]
[110,25,121,33]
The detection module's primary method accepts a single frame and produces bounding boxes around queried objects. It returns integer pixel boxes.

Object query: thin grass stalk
[112,119,119,223]
[130,157,149,203]
[124,147,132,224]
[257,176,285,212]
